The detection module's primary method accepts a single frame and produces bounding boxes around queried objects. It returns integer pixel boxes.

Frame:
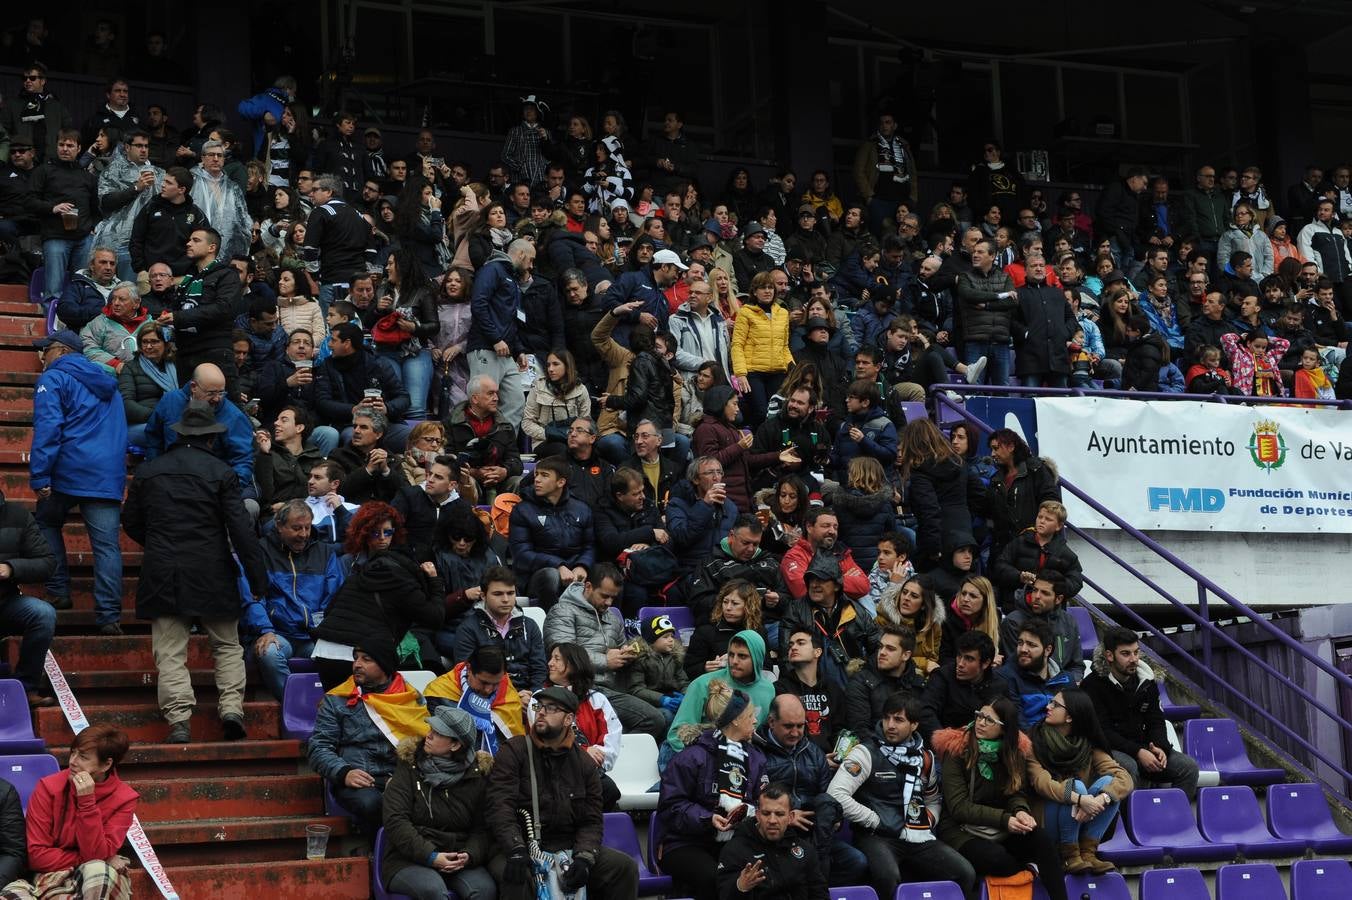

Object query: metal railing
[931,385,1352,806]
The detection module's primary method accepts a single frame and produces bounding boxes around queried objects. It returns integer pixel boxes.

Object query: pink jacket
[1220,332,1289,396]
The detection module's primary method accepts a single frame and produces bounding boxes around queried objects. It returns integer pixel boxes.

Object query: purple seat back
[1068,605,1097,659]
[897,882,965,900]
[288,657,317,673]
[1140,868,1211,900]
[371,828,415,900]
[826,888,879,900]
[1128,788,1237,861]
[1063,873,1132,900]
[1158,680,1201,720]
[1199,786,1305,856]
[281,673,326,741]
[648,810,665,875]
[1097,819,1165,865]
[1291,858,1352,900]
[1267,783,1352,852]
[0,754,60,810]
[1184,718,1285,784]
[636,606,695,636]
[0,679,45,752]
[897,402,927,425]
[603,812,671,893]
[1217,863,1287,900]
[28,266,45,304]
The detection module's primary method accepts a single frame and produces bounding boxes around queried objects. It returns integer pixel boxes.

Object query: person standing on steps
[29,329,127,636]
[123,401,266,745]
[0,489,58,709]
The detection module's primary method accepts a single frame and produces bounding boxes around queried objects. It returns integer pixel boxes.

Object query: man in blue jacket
[600,248,685,345]
[467,240,534,429]
[29,329,127,633]
[507,455,595,610]
[242,500,345,700]
[143,362,257,508]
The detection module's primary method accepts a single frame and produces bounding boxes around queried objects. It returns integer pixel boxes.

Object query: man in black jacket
[129,166,207,275]
[156,226,243,399]
[1081,626,1199,798]
[311,113,367,202]
[918,631,1007,741]
[443,375,522,502]
[123,401,267,744]
[844,621,925,736]
[1013,254,1077,387]
[1095,167,1147,262]
[716,785,830,900]
[25,129,98,301]
[685,514,786,625]
[315,322,411,449]
[1184,291,1240,368]
[0,492,58,707]
[486,686,639,898]
[390,455,467,560]
[301,173,373,305]
[956,239,1017,387]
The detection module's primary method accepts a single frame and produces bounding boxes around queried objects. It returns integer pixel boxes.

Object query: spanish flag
[328,673,429,746]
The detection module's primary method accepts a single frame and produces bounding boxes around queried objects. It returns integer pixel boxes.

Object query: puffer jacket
[630,640,689,706]
[453,605,547,693]
[521,379,591,445]
[116,355,172,424]
[991,529,1084,598]
[545,229,611,288]
[0,494,56,605]
[956,265,1017,343]
[829,486,896,572]
[466,251,522,355]
[987,456,1061,553]
[594,495,663,562]
[80,308,146,372]
[685,538,787,621]
[906,457,975,561]
[657,729,768,855]
[507,481,595,577]
[240,531,345,642]
[380,739,493,889]
[665,477,740,573]
[755,723,842,847]
[56,271,114,332]
[1217,224,1274,279]
[307,679,416,785]
[829,408,897,476]
[542,580,625,689]
[730,301,793,376]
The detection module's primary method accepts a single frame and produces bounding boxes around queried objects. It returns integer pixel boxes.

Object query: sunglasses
[378,528,395,537]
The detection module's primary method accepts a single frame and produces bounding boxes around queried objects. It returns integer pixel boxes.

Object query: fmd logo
[1148,487,1225,512]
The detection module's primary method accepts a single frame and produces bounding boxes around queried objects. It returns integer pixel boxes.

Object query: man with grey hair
[444,374,522,502]
[302,173,373,309]
[329,405,403,504]
[79,280,146,372]
[468,238,535,428]
[666,455,739,577]
[190,139,251,258]
[56,245,119,331]
[243,499,345,700]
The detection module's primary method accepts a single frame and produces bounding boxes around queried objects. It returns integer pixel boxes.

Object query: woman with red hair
[3,725,138,900]
[311,502,446,689]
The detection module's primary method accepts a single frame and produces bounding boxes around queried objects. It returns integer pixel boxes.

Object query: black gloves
[504,847,530,885]
[559,852,592,892]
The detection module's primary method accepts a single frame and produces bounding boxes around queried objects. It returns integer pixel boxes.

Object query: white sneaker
[965,356,988,385]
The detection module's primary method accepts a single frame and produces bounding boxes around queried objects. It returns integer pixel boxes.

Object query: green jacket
[665,629,775,753]
[1180,187,1230,242]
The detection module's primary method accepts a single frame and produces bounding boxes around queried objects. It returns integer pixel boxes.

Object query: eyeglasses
[378,528,396,537]
[1046,699,1066,711]
[974,710,1004,726]
[532,703,568,716]
[129,142,150,149]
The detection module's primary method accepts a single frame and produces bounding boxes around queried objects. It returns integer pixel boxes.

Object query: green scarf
[976,737,1002,781]
[1031,725,1093,780]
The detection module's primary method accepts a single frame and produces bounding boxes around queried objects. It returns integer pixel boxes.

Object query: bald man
[143,364,258,503]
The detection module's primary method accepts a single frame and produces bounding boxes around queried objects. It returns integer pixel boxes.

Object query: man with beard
[780,508,870,603]
[686,514,785,627]
[997,618,1074,729]
[751,385,830,490]
[717,785,830,900]
[844,622,926,736]
[779,554,879,693]
[485,686,639,899]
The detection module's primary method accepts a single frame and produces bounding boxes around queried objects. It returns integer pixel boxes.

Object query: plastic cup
[305,824,331,860]
[61,209,79,230]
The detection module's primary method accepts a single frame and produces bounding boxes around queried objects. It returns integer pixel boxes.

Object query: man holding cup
[24,129,99,301]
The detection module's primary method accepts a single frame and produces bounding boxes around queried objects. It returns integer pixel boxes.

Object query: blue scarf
[139,354,178,395]
[456,666,499,754]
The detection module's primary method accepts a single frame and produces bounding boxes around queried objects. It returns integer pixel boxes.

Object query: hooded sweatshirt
[665,629,775,754]
[31,353,128,500]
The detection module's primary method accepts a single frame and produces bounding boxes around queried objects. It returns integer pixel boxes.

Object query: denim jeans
[248,633,316,702]
[0,595,57,692]
[963,342,1011,387]
[1043,775,1120,841]
[114,246,136,283]
[595,432,631,465]
[377,348,433,420]
[42,235,95,300]
[307,426,340,457]
[34,492,122,625]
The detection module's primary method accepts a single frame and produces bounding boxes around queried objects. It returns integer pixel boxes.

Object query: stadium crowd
[0,34,1334,899]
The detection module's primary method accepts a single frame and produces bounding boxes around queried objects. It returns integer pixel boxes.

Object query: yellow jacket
[730,302,792,376]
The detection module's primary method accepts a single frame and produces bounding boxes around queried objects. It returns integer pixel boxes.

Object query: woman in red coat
[5,725,139,900]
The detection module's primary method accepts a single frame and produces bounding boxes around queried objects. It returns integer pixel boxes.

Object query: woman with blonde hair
[683,580,767,680]
[940,574,1003,667]
[831,456,897,572]
[709,265,742,326]
[877,575,945,674]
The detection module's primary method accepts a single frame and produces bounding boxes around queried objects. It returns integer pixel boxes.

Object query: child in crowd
[1293,346,1336,399]
[1068,328,1094,388]
[630,614,690,726]
[864,531,915,620]
[1184,344,1235,395]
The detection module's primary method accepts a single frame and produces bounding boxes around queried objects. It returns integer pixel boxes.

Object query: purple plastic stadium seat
[371,828,416,900]
[897,882,965,900]
[1097,818,1165,866]
[0,679,46,753]
[1216,863,1287,900]
[1128,788,1237,862]
[1184,719,1285,785]
[1139,868,1211,900]
[1159,680,1202,720]
[1067,605,1097,660]
[1063,873,1132,900]
[897,402,927,425]
[1198,786,1307,857]
[636,606,694,637]
[0,753,60,810]
[281,673,326,742]
[1267,783,1352,854]
[288,657,316,673]
[603,812,671,895]
[28,266,45,304]
[1291,858,1352,900]
[827,888,879,900]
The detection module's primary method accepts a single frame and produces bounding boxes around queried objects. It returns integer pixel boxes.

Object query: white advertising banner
[1033,397,1352,533]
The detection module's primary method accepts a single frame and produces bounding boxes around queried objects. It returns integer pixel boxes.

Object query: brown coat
[590,310,682,438]
[1024,744,1131,827]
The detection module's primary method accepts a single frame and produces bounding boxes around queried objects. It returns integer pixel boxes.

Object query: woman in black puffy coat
[830,456,896,573]
[897,419,973,567]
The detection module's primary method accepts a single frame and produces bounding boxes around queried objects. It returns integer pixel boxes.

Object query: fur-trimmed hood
[931,726,1032,761]
[395,736,495,775]
[1088,644,1156,682]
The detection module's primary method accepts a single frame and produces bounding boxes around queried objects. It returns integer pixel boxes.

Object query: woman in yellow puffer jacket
[731,271,793,425]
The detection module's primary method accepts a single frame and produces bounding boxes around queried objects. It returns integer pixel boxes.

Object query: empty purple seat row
[1140,859,1352,900]
[1184,719,1285,785]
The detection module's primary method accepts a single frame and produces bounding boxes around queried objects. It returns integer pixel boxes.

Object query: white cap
[653,249,688,270]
